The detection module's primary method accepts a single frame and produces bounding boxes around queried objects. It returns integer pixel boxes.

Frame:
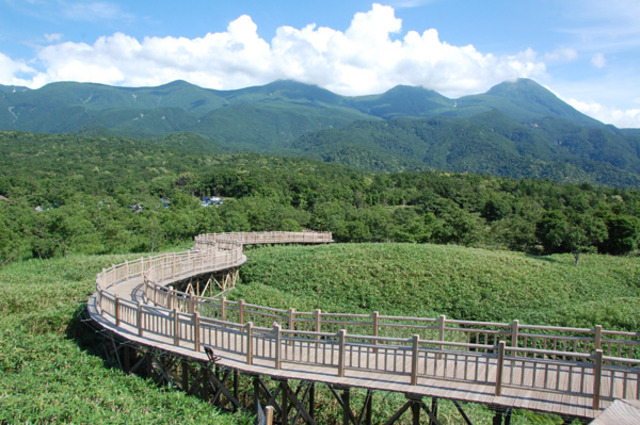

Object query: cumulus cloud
[0,53,37,86]
[5,3,547,99]
[567,97,640,128]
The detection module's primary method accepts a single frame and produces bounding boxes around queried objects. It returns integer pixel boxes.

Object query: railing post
[288,307,295,330]
[124,260,129,280]
[411,334,420,385]
[274,323,282,370]
[167,289,173,310]
[174,308,180,346]
[239,299,245,325]
[594,325,602,350]
[511,319,519,347]
[372,311,379,353]
[189,294,195,314]
[338,329,347,377]
[495,341,506,396]
[246,322,254,365]
[193,312,200,352]
[593,349,603,411]
[315,309,322,340]
[115,295,121,327]
[137,301,143,337]
[288,308,295,346]
[221,296,227,321]
[438,314,446,358]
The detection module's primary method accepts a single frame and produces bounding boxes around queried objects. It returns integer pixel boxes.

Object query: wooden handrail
[92,231,640,413]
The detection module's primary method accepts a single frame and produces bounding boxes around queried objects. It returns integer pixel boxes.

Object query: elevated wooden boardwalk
[87,231,640,422]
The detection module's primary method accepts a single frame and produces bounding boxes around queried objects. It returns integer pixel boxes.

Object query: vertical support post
[221,296,227,321]
[137,301,143,336]
[594,325,603,350]
[274,323,282,370]
[309,381,315,421]
[167,289,173,310]
[182,359,189,393]
[511,320,519,347]
[593,349,603,411]
[233,369,239,409]
[193,312,200,352]
[253,376,261,419]
[495,341,506,396]
[281,381,289,425]
[246,322,254,365]
[342,387,350,425]
[411,334,420,385]
[115,295,121,327]
[173,308,180,346]
[372,311,379,353]
[430,398,439,425]
[124,260,129,280]
[338,329,347,377]
[365,389,373,425]
[239,299,245,325]
[411,398,421,425]
[265,405,274,425]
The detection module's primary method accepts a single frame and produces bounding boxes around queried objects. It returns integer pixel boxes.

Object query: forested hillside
[3,79,640,186]
[1,130,638,267]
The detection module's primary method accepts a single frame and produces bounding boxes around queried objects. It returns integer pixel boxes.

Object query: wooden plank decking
[87,231,640,421]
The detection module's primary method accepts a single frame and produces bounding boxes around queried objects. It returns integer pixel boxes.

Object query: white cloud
[591,53,606,68]
[544,47,578,63]
[567,98,640,128]
[0,53,36,86]
[44,33,63,43]
[1,3,547,98]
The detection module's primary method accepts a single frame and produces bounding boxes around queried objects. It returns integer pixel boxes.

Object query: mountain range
[2,78,639,187]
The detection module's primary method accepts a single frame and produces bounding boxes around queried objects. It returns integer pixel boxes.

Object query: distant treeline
[1,131,638,266]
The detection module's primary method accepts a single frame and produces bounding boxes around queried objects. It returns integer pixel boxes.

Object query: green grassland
[235,243,640,331]
[0,254,246,425]
[1,243,638,424]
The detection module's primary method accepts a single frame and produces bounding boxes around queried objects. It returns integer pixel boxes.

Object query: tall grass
[0,254,244,425]
[235,243,640,331]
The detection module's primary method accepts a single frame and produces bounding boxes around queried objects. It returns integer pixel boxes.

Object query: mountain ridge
[2,78,640,187]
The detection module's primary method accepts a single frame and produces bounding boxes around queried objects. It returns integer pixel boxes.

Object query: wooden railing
[93,231,640,412]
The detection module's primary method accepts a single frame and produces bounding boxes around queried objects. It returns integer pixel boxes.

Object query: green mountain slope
[291,112,640,187]
[2,78,640,186]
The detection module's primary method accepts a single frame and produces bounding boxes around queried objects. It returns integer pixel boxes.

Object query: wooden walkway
[87,231,640,421]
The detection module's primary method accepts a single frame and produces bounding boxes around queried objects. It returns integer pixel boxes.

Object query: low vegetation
[235,243,640,331]
[0,254,246,425]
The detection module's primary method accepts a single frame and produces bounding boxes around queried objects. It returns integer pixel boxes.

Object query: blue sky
[1,0,639,127]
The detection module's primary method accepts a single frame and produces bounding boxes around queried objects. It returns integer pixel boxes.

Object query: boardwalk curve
[87,231,640,421]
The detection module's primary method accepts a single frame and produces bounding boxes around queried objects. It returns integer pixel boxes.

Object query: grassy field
[0,254,246,425]
[235,243,640,331]
[1,243,638,424]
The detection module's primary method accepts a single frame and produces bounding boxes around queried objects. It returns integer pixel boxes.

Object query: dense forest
[1,130,638,267]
